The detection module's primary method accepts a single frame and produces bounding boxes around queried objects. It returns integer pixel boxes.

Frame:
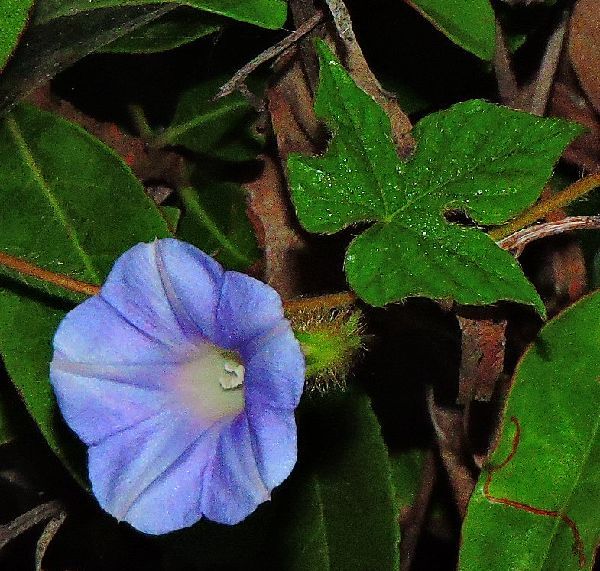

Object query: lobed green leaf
[288,42,582,312]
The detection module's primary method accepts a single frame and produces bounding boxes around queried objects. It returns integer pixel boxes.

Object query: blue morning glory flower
[49,239,305,535]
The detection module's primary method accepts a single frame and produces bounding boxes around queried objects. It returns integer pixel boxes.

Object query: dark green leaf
[390,448,426,514]
[288,43,582,312]
[155,79,262,161]
[273,392,399,570]
[0,0,34,71]
[0,104,170,478]
[0,374,24,446]
[160,205,182,233]
[177,180,259,271]
[102,8,222,53]
[460,290,600,571]
[38,0,287,30]
[0,5,175,116]
[407,0,496,60]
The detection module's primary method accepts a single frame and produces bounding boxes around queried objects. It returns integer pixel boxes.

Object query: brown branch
[214,12,325,101]
[498,215,600,257]
[324,0,413,154]
[494,19,519,106]
[35,511,67,571]
[528,6,571,116]
[427,390,476,519]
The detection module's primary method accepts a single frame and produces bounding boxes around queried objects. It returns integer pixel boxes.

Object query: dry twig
[498,215,600,257]
[0,500,65,553]
[214,12,325,101]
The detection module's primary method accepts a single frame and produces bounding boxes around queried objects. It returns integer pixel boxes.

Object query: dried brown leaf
[457,310,507,404]
[569,0,600,115]
[428,392,476,518]
[244,156,307,298]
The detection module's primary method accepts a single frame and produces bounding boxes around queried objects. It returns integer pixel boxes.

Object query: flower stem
[0,251,100,297]
[489,172,600,241]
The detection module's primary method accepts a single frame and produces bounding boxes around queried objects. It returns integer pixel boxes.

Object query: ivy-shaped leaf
[460,290,600,570]
[288,42,582,312]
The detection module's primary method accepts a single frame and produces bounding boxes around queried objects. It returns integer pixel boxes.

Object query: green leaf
[0,104,170,478]
[273,392,399,570]
[288,43,582,312]
[160,205,182,233]
[0,5,175,116]
[0,374,25,446]
[155,79,262,161]
[101,8,222,54]
[390,448,426,515]
[406,0,496,60]
[0,0,34,71]
[38,0,287,30]
[176,180,260,271]
[459,290,600,571]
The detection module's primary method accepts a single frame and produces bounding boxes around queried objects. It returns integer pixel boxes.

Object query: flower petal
[89,410,220,533]
[246,405,297,490]
[50,365,169,446]
[216,271,284,349]
[201,414,271,525]
[242,321,305,410]
[115,424,222,535]
[53,296,179,365]
[100,240,223,351]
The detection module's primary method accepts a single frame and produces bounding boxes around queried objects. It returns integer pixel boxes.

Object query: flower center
[175,343,245,428]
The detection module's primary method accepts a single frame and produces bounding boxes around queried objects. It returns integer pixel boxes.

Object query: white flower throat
[175,343,245,427]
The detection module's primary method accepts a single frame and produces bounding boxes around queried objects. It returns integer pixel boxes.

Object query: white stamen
[219,361,245,390]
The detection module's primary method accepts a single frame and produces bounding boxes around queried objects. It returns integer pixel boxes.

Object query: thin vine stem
[0,251,100,297]
[489,172,600,241]
[0,250,356,312]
